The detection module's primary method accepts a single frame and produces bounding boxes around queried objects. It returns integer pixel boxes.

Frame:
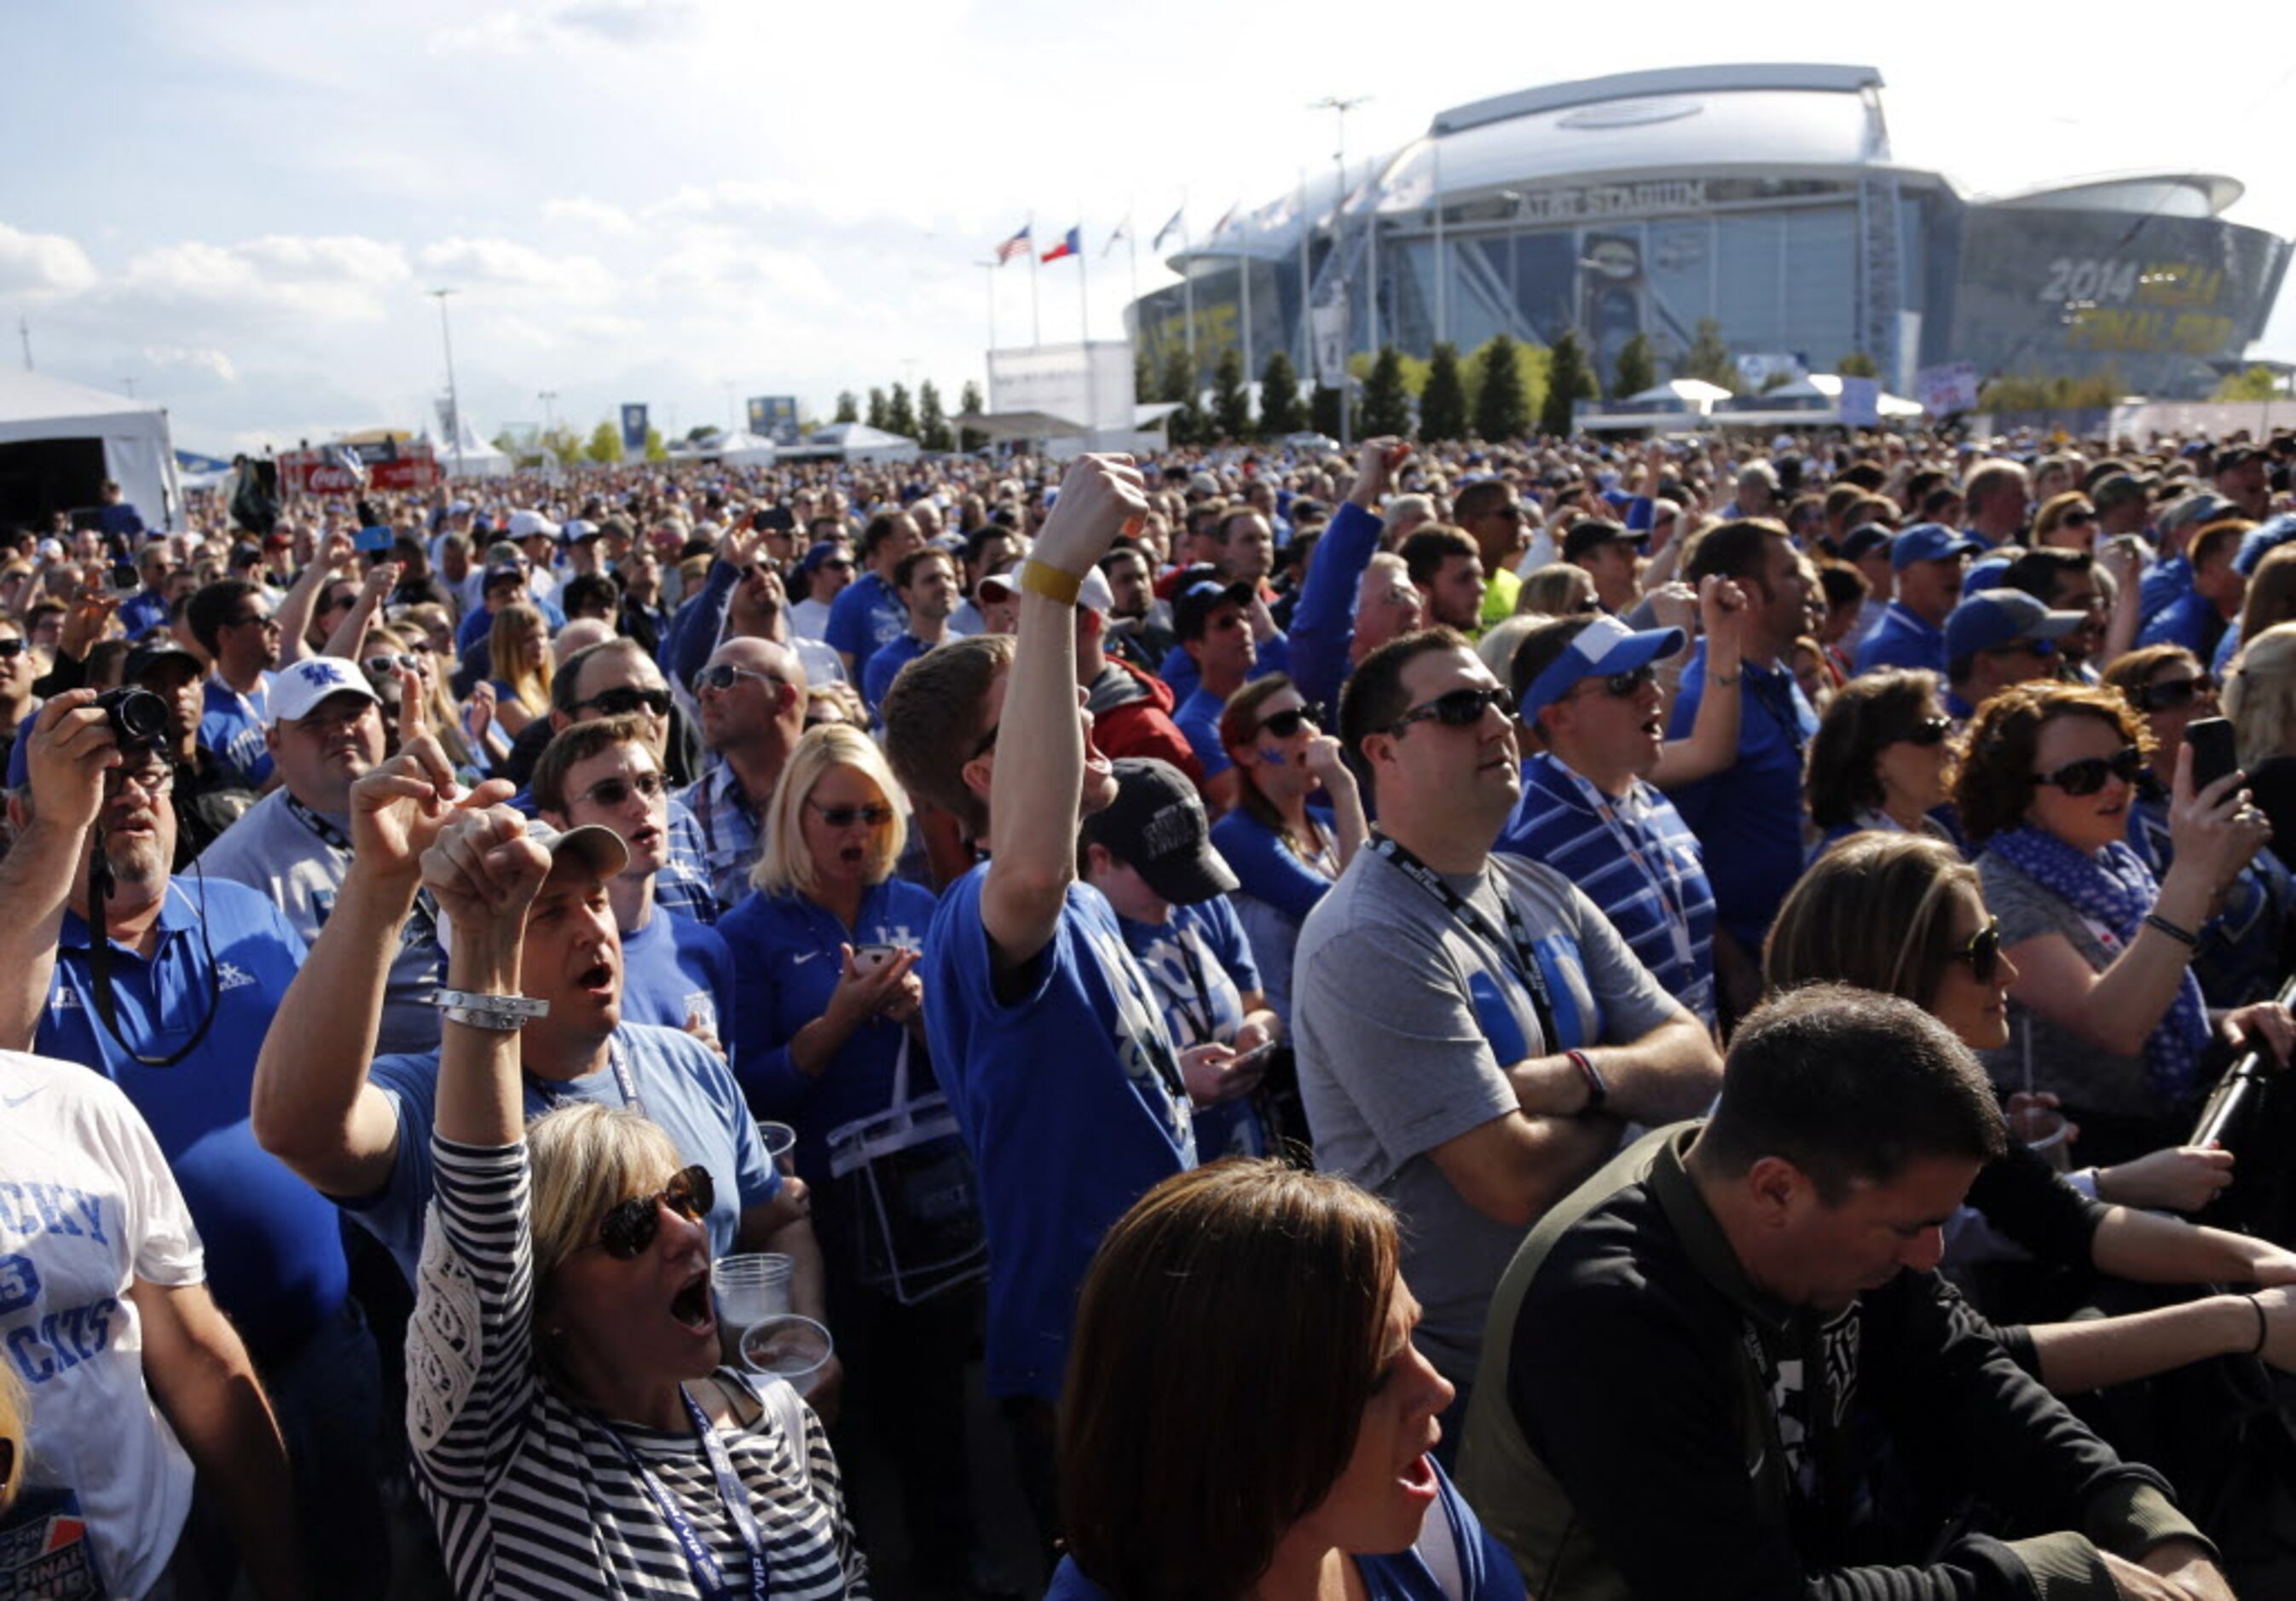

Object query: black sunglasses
[1570,664,1659,701]
[593,1165,714,1259]
[228,612,280,629]
[969,722,1001,760]
[1897,716,1954,748]
[2060,509,2099,525]
[810,800,894,829]
[1258,708,1318,738]
[2133,675,2213,713]
[1950,917,2004,985]
[580,686,674,719]
[2034,744,2146,796]
[1387,685,1517,735]
[577,771,668,809]
[0,638,25,660]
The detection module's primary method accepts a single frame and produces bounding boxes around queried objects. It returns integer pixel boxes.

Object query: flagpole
[1238,220,1255,392]
[1077,216,1090,348]
[1028,211,1042,346]
[1298,169,1312,366]
[1180,194,1196,380]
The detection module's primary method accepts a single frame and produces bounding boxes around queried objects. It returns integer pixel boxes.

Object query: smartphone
[106,561,138,596]
[1225,1037,1279,1071]
[2187,717,2241,794]
[853,944,901,974]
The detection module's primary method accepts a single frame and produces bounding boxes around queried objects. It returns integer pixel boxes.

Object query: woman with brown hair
[485,599,552,737]
[1806,668,1959,858]
[1954,680,2290,1159]
[2030,490,2102,554]
[1052,1161,1518,1601]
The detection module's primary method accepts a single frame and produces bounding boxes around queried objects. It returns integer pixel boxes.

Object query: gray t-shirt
[1977,851,2154,1121]
[1294,846,1681,1386]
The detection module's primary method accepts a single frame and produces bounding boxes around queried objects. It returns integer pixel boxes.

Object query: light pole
[1310,95,1368,448]
[430,288,464,478]
[537,390,558,440]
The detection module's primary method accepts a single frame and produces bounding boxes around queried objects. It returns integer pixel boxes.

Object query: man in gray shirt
[1298,627,1722,1392]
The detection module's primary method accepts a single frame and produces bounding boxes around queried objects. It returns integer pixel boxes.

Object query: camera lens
[96,686,171,746]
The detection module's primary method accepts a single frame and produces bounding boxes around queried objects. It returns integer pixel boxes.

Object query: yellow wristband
[1020,560,1083,606]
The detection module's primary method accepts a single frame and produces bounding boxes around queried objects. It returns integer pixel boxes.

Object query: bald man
[681,634,809,907]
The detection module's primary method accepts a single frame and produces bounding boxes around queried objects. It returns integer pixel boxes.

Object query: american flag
[994,224,1032,264]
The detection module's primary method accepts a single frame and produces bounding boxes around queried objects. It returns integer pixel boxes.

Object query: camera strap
[1367,832,1559,1052]
[83,851,222,1069]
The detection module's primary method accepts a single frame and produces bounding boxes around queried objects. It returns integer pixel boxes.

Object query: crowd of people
[4,419,2296,1598]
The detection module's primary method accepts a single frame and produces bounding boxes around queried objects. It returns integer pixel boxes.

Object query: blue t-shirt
[825,571,907,682]
[1664,644,1818,951]
[1117,897,1265,1160]
[1208,807,1343,1029]
[199,673,275,788]
[1045,1459,1522,1601]
[1157,633,1290,709]
[35,878,344,1362]
[1851,600,1946,678]
[1174,685,1235,781]
[922,866,1195,1399]
[2137,588,2222,658]
[616,906,737,1043]
[117,588,172,639]
[1500,753,1718,1027]
[2128,783,2294,1007]
[861,631,934,719]
[358,1022,778,1281]
[2139,552,2190,624]
[720,879,940,1188]
[2212,621,2244,676]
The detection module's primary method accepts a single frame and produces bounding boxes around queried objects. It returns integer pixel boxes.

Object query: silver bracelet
[442,1004,528,1033]
[431,988,549,1023]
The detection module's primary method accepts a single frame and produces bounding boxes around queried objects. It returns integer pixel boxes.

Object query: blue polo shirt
[1174,685,1234,782]
[1155,633,1290,709]
[1499,753,1717,1026]
[199,674,275,787]
[825,571,907,681]
[616,906,738,1044]
[922,867,1194,1399]
[1663,644,1817,951]
[117,588,172,639]
[861,631,934,718]
[35,878,344,1363]
[2139,554,2190,624]
[357,1022,779,1282]
[1851,600,1947,678]
[720,878,940,1188]
[2137,588,2226,661]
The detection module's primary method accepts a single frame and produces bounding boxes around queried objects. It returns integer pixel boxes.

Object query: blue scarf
[1989,824,2211,1106]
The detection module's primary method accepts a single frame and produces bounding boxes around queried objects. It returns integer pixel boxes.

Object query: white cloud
[119,234,412,323]
[142,344,240,385]
[417,237,616,303]
[542,196,638,236]
[0,224,99,299]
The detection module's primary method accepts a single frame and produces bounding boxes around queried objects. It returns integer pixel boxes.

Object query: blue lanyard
[597,1387,770,1601]
[529,1039,644,1118]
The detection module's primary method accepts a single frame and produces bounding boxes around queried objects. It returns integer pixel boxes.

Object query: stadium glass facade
[1128,66,2288,403]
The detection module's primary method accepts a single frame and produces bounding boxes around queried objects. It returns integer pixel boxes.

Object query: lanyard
[1136,922,1219,1044]
[1743,662,1809,759]
[529,1038,644,1118]
[596,1387,769,1601]
[1367,833,1558,1051]
[1550,761,1697,976]
[284,795,355,855]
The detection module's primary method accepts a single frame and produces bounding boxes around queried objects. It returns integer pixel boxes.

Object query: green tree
[1836,350,1879,379]
[1541,331,1596,437]
[2214,364,2282,402]
[917,381,953,452]
[1417,343,1467,442]
[683,425,715,444]
[644,426,668,463]
[1474,332,1533,442]
[1361,345,1412,437]
[540,425,586,466]
[833,390,859,425]
[1612,332,1657,400]
[1682,318,1737,390]
[1258,350,1303,436]
[1157,346,1200,446]
[585,420,622,464]
[1211,347,1253,441]
[865,388,888,431]
[885,383,917,440]
[957,381,988,453]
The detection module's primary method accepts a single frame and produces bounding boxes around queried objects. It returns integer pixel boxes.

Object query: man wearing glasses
[185,577,285,787]
[1455,478,1531,626]
[1561,517,1648,618]
[1944,590,2088,721]
[1295,627,1721,1402]
[684,637,809,911]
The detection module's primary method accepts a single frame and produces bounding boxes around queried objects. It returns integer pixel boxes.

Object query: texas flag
[1040,225,1081,263]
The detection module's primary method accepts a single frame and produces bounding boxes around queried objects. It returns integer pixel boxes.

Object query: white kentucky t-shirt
[0,1051,206,1598]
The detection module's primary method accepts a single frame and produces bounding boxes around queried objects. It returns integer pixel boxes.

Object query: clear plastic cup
[714,1253,794,1331]
[2011,1104,2073,1173]
[740,1314,834,1388]
[755,1120,798,1176]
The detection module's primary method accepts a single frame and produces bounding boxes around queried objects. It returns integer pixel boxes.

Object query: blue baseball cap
[1963,555,2015,595]
[2233,512,2296,577]
[1518,614,1686,721]
[1891,523,1982,572]
[1943,590,2085,664]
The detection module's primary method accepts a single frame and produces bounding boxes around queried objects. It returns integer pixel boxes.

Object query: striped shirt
[1497,754,1717,1026]
[409,1135,867,1599]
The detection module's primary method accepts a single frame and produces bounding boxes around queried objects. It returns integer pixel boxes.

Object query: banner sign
[620,403,649,459]
[747,396,800,446]
[1913,362,1982,416]
[280,444,437,497]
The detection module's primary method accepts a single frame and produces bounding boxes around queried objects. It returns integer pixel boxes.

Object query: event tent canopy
[419,416,513,478]
[683,427,779,465]
[0,370,180,530]
[791,422,920,465]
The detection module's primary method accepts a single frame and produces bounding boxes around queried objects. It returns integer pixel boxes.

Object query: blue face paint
[1257,747,1287,766]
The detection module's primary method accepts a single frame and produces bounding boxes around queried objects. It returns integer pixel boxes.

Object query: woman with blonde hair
[485,600,552,737]
[2030,490,2101,554]
[1512,561,1599,620]
[2224,619,2296,853]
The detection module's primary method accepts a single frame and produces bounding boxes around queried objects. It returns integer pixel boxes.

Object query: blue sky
[6,0,2293,454]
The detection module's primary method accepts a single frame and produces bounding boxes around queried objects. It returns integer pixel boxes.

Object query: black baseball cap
[1562,517,1643,564]
[1171,565,1255,641]
[1079,758,1240,906]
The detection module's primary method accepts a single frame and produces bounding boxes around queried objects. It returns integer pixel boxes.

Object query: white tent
[419,416,514,478]
[691,427,778,466]
[0,370,180,529]
[803,422,920,465]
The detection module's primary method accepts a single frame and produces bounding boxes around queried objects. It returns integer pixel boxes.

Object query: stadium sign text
[1518,181,1708,221]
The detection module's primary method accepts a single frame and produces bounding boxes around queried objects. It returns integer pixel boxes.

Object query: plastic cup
[740,1314,834,1388]
[714,1253,794,1332]
[2011,1104,2073,1173]
[755,1120,798,1176]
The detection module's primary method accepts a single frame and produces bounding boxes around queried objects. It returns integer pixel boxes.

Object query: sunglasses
[591,1165,714,1259]
[363,653,420,676]
[1986,636,2059,660]
[228,612,281,629]
[1949,917,2005,985]
[2034,744,2146,796]
[969,721,1001,760]
[1258,708,1318,738]
[810,800,895,829]
[2133,675,2213,713]
[580,686,674,719]
[693,663,783,696]
[0,638,25,660]
[1897,716,1954,748]
[1567,664,1659,701]
[577,770,668,809]
[2060,509,2099,525]
[1387,685,1517,735]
